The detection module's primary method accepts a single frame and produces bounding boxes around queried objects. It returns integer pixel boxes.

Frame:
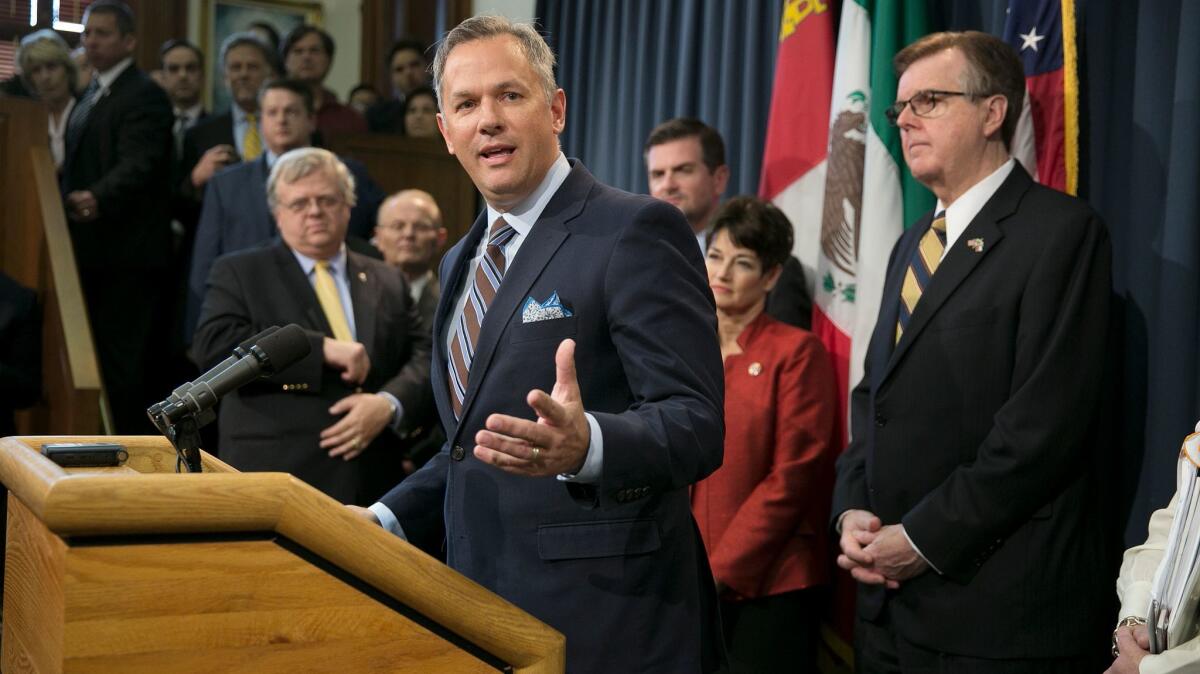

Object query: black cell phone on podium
[41,443,128,467]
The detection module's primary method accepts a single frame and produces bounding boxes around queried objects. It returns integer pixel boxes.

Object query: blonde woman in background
[16,29,79,170]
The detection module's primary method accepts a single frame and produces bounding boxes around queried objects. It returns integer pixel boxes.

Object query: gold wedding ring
[530,446,541,461]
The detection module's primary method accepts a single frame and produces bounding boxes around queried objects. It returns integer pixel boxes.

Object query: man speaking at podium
[353,16,726,673]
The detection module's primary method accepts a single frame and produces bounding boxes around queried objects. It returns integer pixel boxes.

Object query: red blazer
[692,312,838,599]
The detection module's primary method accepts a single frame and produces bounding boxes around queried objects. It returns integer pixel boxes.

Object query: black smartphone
[41,443,129,467]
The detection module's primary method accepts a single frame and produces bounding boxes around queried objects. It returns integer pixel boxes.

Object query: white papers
[1150,431,1200,652]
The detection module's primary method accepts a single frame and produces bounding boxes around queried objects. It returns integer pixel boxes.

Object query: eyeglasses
[281,194,344,214]
[885,90,983,126]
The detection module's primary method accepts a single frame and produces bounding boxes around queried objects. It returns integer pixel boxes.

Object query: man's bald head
[375,189,447,278]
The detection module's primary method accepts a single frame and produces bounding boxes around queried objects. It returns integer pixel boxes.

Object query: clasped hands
[319,338,392,461]
[837,509,929,589]
[474,338,590,477]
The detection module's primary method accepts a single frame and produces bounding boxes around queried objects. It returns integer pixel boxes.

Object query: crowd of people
[0,3,1185,673]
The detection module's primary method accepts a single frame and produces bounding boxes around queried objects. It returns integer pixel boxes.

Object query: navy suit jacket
[831,166,1112,658]
[379,161,725,673]
[185,154,384,341]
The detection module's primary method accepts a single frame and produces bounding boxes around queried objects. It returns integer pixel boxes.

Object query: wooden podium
[0,436,565,673]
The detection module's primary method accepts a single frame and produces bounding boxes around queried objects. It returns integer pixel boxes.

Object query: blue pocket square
[522,292,573,323]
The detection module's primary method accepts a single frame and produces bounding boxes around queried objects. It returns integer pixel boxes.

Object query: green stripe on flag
[867,0,935,228]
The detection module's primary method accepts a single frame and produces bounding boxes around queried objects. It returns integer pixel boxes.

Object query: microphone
[164,326,282,406]
[161,324,311,424]
[146,326,281,431]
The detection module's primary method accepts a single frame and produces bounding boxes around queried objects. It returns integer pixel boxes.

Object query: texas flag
[1003,0,1081,195]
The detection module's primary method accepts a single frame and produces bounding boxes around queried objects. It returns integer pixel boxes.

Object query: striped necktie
[65,78,101,154]
[896,211,947,344]
[447,218,517,419]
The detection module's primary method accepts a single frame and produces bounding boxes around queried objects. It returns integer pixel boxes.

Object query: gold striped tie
[896,212,947,344]
[314,260,353,341]
[243,113,262,160]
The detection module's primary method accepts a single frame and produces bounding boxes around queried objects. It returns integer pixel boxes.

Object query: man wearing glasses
[832,30,1113,672]
[186,78,383,340]
[192,147,431,505]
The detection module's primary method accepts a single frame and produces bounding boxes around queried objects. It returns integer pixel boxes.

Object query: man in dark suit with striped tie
[832,31,1112,672]
[354,15,726,673]
[60,0,173,433]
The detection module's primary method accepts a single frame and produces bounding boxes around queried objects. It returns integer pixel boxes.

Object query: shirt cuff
[377,392,405,431]
[557,412,603,483]
[836,510,851,534]
[368,502,407,539]
[902,524,942,575]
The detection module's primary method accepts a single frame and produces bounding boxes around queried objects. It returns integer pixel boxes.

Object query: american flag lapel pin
[967,238,984,253]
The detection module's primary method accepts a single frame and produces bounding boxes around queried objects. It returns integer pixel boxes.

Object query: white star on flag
[1019,26,1045,52]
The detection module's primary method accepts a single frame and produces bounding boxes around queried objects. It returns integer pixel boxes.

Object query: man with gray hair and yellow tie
[192,147,431,505]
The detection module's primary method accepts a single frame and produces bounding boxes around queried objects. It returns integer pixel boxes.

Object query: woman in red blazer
[694,196,838,672]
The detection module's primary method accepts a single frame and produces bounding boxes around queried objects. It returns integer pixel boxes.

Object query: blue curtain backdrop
[535,0,784,197]
[533,0,1200,545]
[1077,0,1200,544]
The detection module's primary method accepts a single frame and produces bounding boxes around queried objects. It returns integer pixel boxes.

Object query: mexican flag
[759,0,835,307]
[813,0,933,432]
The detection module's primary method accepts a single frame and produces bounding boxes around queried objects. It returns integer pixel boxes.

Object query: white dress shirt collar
[93,57,133,95]
[484,152,571,241]
[173,103,204,123]
[937,158,1016,257]
[291,244,348,277]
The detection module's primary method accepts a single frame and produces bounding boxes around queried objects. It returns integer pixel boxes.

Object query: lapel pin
[967,238,984,253]
[748,362,763,377]
[357,271,367,282]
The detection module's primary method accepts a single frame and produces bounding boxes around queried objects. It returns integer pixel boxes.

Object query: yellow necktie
[895,212,947,344]
[314,261,353,341]
[243,113,262,160]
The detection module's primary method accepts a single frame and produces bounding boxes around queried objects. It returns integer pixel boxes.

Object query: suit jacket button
[874,414,887,428]
[451,445,465,461]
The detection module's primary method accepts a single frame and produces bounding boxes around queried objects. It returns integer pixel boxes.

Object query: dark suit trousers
[854,604,1105,674]
[718,588,820,673]
[80,267,164,434]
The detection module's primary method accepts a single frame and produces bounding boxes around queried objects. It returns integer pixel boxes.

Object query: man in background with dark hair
[281,25,365,138]
[645,116,812,329]
[160,39,206,158]
[186,78,383,341]
[366,38,429,134]
[159,38,210,395]
[61,0,173,433]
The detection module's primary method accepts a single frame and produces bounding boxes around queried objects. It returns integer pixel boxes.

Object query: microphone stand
[147,404,212,473]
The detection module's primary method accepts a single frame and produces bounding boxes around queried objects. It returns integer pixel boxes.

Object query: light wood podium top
[0,435,566,673]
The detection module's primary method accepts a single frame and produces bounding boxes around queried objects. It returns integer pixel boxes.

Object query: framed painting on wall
[200,0,322,112]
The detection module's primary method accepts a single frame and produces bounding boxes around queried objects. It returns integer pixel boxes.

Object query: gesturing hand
[474,339,590,477]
